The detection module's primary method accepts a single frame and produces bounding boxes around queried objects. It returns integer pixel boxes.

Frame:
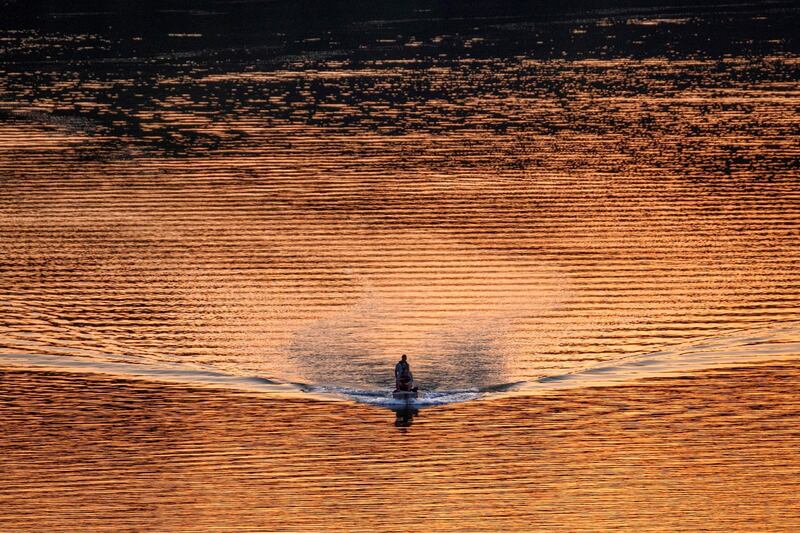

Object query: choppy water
[1,0,799,530]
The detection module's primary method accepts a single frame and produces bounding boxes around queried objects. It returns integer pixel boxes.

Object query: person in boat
[394,354,417,392]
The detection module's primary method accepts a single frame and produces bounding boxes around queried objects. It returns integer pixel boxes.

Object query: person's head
[401,354,407,361]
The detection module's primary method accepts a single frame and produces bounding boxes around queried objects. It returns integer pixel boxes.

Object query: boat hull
[392,390,418,401]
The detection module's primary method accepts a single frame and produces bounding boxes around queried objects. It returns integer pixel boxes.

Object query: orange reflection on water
[2,365,800,531]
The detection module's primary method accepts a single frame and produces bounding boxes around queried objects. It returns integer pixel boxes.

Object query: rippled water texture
[1,0,799,530]
[3,365,800,531]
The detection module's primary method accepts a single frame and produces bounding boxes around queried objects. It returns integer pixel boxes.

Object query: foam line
[497,326,800,397]
[2,326,798,408]
[0,353,317,398]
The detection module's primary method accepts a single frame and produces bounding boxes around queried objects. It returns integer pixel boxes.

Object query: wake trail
[503,324,800,397]
[1,324,798,408]
[0,353,313,397]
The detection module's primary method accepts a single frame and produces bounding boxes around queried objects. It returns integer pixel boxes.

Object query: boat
[392,389,418,401]
[393,369,417,402]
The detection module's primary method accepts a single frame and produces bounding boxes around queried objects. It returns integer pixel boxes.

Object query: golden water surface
[2,365,800,531]
[1,2,799,530]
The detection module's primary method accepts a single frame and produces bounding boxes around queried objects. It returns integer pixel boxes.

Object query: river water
[1,1,799,530]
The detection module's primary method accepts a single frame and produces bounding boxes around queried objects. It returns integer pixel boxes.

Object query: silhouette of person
[394,354,415,391]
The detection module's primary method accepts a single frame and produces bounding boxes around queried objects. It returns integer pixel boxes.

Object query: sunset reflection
[2,367,800,530]
[1,0,799,530]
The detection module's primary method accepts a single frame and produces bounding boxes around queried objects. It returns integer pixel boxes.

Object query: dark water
[1,1,799,529]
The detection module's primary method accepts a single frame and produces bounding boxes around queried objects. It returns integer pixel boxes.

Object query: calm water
[1,0,799,530]
[3,365,800,531]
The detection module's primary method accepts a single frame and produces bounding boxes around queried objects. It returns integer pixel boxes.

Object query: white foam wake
[309,386,481,409]
[2,325,798,408]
